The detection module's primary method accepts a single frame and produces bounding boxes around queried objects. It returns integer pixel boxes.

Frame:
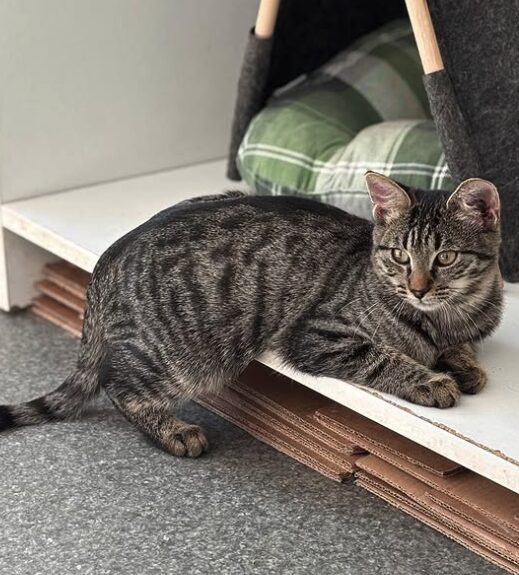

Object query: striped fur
[0,176,503,457]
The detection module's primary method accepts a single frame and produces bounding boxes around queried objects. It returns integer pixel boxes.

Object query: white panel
[0,230,8,310]
[0,0,257,202]
[0,229,58,310]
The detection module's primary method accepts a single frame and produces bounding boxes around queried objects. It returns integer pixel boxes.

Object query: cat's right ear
[365,171,413,223]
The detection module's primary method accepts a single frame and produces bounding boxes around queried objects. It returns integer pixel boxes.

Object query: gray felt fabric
[227,32,273,181]
[427,0,519,281]
[423,71,481,182]
[0,310,506,575]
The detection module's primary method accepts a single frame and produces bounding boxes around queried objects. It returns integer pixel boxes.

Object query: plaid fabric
[237,19,453,219]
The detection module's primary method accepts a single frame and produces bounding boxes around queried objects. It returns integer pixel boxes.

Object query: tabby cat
[0,173,503,457]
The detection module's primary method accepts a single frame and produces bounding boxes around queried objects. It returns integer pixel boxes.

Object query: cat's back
[99,195,372,267]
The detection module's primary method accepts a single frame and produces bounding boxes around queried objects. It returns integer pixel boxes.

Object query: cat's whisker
[338,296,366,314]
[446,302,484,343]
[352,301,381,331]
[458,299,503,331]
[370,299,402,341]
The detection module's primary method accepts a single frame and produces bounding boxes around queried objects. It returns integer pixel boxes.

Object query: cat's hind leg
[107,389,209,457]
[101,348,209,457]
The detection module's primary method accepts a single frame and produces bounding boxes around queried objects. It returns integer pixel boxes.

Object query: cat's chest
[375,321,439,366]
[347,307,440,366]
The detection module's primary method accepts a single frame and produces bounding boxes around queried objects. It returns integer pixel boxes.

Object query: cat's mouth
[401,290,443,311]
[407,296,442,311]
[395,284,450,312]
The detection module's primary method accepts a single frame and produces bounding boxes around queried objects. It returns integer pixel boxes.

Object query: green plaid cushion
[237,19,452,219]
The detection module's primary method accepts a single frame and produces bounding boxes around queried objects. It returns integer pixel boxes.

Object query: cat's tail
[0,282,105,433]
[0,365,102,432]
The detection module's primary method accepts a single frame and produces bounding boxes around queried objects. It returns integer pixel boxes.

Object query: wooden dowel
[405,0,444,74]
[255,0,280,39]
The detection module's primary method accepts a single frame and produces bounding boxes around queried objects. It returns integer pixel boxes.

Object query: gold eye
[436,250,458,267]
[391,248,410,265]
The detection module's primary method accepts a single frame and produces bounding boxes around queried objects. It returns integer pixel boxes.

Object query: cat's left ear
[447,178,500,230]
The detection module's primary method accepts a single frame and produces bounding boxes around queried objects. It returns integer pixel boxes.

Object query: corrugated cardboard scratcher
[31,261,519,573]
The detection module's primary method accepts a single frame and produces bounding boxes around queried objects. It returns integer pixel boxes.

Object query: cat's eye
[436,250,458,267]
[391,248,410,265]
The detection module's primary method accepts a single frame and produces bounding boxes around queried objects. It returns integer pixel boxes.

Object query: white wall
[0,0,258,203]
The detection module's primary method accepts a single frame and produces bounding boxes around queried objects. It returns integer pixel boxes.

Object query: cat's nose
[408,270,432,300]
[410,287,429,299]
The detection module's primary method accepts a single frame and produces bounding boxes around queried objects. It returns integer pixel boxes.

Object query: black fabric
[266,0,407,95]
[428,0,519,281]
[227,32,273,180]
[226,0,407,181]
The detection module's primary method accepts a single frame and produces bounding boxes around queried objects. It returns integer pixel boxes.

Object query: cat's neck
[412,267,501,347]
[429,266,503,345]
[366,264,502,349]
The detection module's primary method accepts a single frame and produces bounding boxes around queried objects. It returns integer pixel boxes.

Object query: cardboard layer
[357,474,519,575]
[357,455,519,547]
[197,391,359,482]
[231,363,365,456]
[43,261,89,300]
[356,459,519,561]
[212,382,357,469]
[32,295,83,337]
[36,279,85,314]
[428,490,519,547]
[357,447,519,536]
[425,494,519,562]
[315,403,461,476]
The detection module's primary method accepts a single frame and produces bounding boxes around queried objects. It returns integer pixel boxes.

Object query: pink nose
[408,271,432,299]
[411,287,429,299]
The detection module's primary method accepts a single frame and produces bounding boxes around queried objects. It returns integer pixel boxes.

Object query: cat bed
[237,19,452,219]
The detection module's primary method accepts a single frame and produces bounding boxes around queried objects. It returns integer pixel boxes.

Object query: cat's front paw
[453,366,487,395]
[406,374,460,408]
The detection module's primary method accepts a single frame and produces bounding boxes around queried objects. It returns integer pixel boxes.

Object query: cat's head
[365,171,501,311]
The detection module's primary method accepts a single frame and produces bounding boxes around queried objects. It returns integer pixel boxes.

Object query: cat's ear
[447,178,500,230]
[365,171,413,223]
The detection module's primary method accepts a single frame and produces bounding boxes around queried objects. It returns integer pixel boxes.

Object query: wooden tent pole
[255,0,280,38]
[405,0,444,74]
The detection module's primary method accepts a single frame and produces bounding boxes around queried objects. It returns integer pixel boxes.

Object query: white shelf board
[2,162,519,494]
[2,160,233,273]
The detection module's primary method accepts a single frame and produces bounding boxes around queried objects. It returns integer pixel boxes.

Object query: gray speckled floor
[0,311,505,575]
